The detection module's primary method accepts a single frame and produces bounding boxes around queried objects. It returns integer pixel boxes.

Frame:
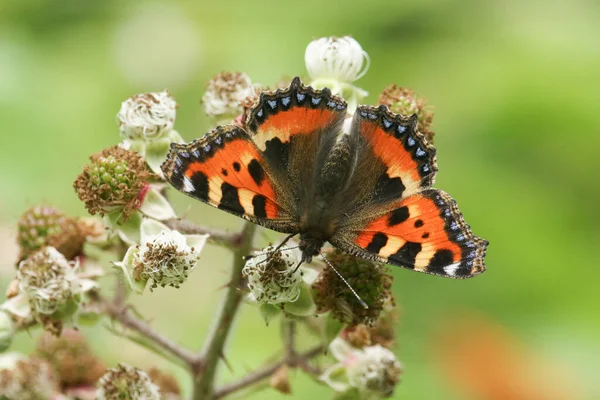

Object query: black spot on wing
[366,233,388,254]
[252,194,267,218]
[389,242,421,268]
[414,219,424,228]
[219,182,244,215]
[233,162,241,172]
[264,137,290,172]
[247,159,265,186]
[426,249,454,275]
[387,206,409,226]
[374,173,405,201]
[190,172,209,201]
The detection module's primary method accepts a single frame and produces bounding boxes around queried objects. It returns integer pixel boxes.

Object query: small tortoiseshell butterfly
[161,77,488,278]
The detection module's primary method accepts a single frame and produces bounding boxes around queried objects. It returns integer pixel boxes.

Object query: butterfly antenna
[243,245,300,260]
[243,233,297,261]
[320,252,369,309]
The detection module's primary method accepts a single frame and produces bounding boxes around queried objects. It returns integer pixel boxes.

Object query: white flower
[243,246,304,305]
[202,72,258,118]
[1,247,99,321]
[96,363,160,400]
[114,219,208,293]
[118,91,177,141]
[321,338,403,398]
[134,230,201,290]
[305,36,370,83]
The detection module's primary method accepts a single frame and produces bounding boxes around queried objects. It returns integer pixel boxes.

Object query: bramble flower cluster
[0,35,424,399]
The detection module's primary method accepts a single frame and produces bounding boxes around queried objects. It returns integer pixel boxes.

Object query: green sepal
[139,187,176,220]
[259,303,281,326]
[324,312,345,344]
[283,284,316,317]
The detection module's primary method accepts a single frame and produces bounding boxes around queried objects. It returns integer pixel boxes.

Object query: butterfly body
[162,77,488,278]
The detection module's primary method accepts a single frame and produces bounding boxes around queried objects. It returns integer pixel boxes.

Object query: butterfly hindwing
[331,189,487,278]
[161,125,297,233]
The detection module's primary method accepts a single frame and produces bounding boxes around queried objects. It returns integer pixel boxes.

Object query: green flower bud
[312,250,394,327]
[73,146,151,221]
[16,205,84,261]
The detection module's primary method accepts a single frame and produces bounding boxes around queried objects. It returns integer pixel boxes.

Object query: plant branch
[164,218,243,247]
[98,294,198,367]
[213,345,324,399]
[192,221,257,400]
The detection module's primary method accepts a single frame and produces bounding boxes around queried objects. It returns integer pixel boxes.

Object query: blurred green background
[1,0,599,399]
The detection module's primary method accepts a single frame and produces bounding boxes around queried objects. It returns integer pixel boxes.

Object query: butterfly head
[299,234,325,263]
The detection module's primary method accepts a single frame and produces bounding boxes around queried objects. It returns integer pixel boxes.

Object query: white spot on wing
[182,175,195,193]
[443,262,461,276]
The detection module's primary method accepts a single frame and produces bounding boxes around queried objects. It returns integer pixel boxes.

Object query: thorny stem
[98,294,198,367]
[192,221,257,400]
[165,218,244,247]
[213,345,325,399]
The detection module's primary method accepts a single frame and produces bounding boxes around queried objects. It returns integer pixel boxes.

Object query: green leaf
[139,187,176,220]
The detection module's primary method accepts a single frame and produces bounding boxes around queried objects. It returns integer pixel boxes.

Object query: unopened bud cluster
[313,249,394,326]
[17,206,84,261]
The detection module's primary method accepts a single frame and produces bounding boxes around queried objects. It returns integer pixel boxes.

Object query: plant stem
[192,221,256,400]
[164,218,242,247]
[213,345,324,399]
[101,296,198,367]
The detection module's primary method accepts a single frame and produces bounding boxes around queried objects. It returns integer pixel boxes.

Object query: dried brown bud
[17,205,84,261]
[35,329,106,388]
[147,367,181,399]
[269,364,292,395]
[379,84,434,143]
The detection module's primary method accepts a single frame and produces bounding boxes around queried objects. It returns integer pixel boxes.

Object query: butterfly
[161,77,487,278]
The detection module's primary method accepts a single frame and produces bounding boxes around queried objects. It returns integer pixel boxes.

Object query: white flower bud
[17,247,75,315]
[347,344,403,396]
[133,230,201,291]
[96,363,160,400]
[305,36,370,83]
[243,246,303,305]
[202,72,257,118]
[118,91,177,141]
